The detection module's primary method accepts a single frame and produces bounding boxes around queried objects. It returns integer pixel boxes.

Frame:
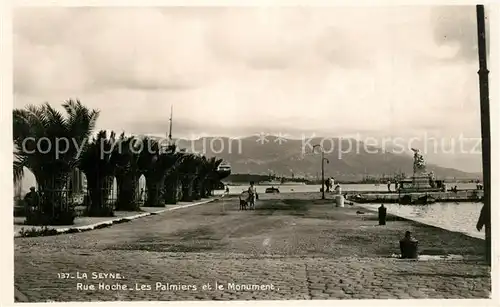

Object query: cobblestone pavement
[14,194,491,301]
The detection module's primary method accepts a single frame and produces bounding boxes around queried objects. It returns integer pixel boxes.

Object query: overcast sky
[13,6,487,171]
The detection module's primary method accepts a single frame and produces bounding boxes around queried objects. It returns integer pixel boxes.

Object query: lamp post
[476,4,491,264]
[313,144,329,200]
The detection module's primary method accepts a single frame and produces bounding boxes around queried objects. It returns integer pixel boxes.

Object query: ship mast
[168,105,173,146]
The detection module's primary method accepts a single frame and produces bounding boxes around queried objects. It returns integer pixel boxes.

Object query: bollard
[335,195,344,207]
[378,204,387,225]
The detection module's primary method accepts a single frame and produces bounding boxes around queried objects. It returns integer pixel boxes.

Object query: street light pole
[476,4,491,264]
[313,145,329,200]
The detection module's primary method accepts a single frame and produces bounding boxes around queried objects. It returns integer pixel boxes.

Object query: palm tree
[205,157,225,196]
[178,153,200,202]
[195,156,210,199]
[138,138,178,207]
[191,156,208,200]
[163,151,185,204]
[113,134,143,211]
[79,130,117,217]
[13,100,99,225]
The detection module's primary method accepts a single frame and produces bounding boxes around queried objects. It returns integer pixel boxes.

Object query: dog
[239,191,249,210]
[239,196,248,210]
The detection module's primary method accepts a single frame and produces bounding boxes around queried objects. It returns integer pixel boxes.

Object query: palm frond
[13,159,25,183]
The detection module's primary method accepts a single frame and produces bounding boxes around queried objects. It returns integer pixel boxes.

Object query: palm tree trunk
[176,180,183,201]
[164,174,179,204]
[192,178,201,200]
[115,173,141,211]
[87,175,114,217]
[199,178,208,198]
[33,171,75,225]
[145,175,166,207]
[181,175,195,202]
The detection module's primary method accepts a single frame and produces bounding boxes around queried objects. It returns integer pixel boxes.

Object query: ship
[216,161,231,179]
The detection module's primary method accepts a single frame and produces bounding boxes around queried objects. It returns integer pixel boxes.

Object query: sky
[13,6,488,172]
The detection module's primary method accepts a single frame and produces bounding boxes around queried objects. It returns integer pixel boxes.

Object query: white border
[2,1,499,307]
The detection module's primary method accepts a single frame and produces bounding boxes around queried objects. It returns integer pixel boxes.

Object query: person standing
[387,181,391,192]
[476,204,491,264]
[248,181,257,210]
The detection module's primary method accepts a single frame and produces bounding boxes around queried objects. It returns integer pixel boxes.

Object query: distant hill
[173,135,480,181]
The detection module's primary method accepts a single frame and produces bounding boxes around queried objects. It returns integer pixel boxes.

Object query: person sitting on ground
[399,231,418,259]
[24,186,40,214]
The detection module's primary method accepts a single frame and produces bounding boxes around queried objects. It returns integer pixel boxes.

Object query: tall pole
[476,5,491,263]
[313,144,327,200]
[321,151,325,200]
[168,105,173,145]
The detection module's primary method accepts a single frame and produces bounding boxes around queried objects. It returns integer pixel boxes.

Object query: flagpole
[476,4,491,264]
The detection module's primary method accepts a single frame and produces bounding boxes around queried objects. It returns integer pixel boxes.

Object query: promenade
[14,193,490,301]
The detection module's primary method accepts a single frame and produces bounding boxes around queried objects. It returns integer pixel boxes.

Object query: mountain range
[173,136,481,181]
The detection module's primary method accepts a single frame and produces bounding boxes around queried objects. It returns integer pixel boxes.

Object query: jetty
[346,149,483,204]
[345,189,483,204]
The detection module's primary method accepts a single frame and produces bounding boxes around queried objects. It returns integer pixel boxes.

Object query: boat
[258,180,281,185]
[265,187,280,193]
[216,161,231,178]
[399,194,437,205]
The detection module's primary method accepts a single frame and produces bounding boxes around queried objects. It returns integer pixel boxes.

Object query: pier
[345,189,483,203]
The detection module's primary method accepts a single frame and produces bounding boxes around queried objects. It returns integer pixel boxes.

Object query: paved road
[15,195,491,301]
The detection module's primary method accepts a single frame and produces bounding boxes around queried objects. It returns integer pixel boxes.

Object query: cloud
[431,6,490,62]
[13,6,482,145]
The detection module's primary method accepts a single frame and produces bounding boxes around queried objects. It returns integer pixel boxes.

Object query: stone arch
[14,167,36,200]
[109,176,118,204]
[138,174,147,205]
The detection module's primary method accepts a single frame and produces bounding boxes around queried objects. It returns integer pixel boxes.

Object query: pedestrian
[248,181,257,210]
[387,180,391,192]
[378,204,387,225]
[476,204,491,264]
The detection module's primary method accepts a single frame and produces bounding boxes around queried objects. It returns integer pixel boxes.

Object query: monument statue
[411,148,426,175]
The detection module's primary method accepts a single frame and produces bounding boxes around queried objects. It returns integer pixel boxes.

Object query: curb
[15,196,222,238]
